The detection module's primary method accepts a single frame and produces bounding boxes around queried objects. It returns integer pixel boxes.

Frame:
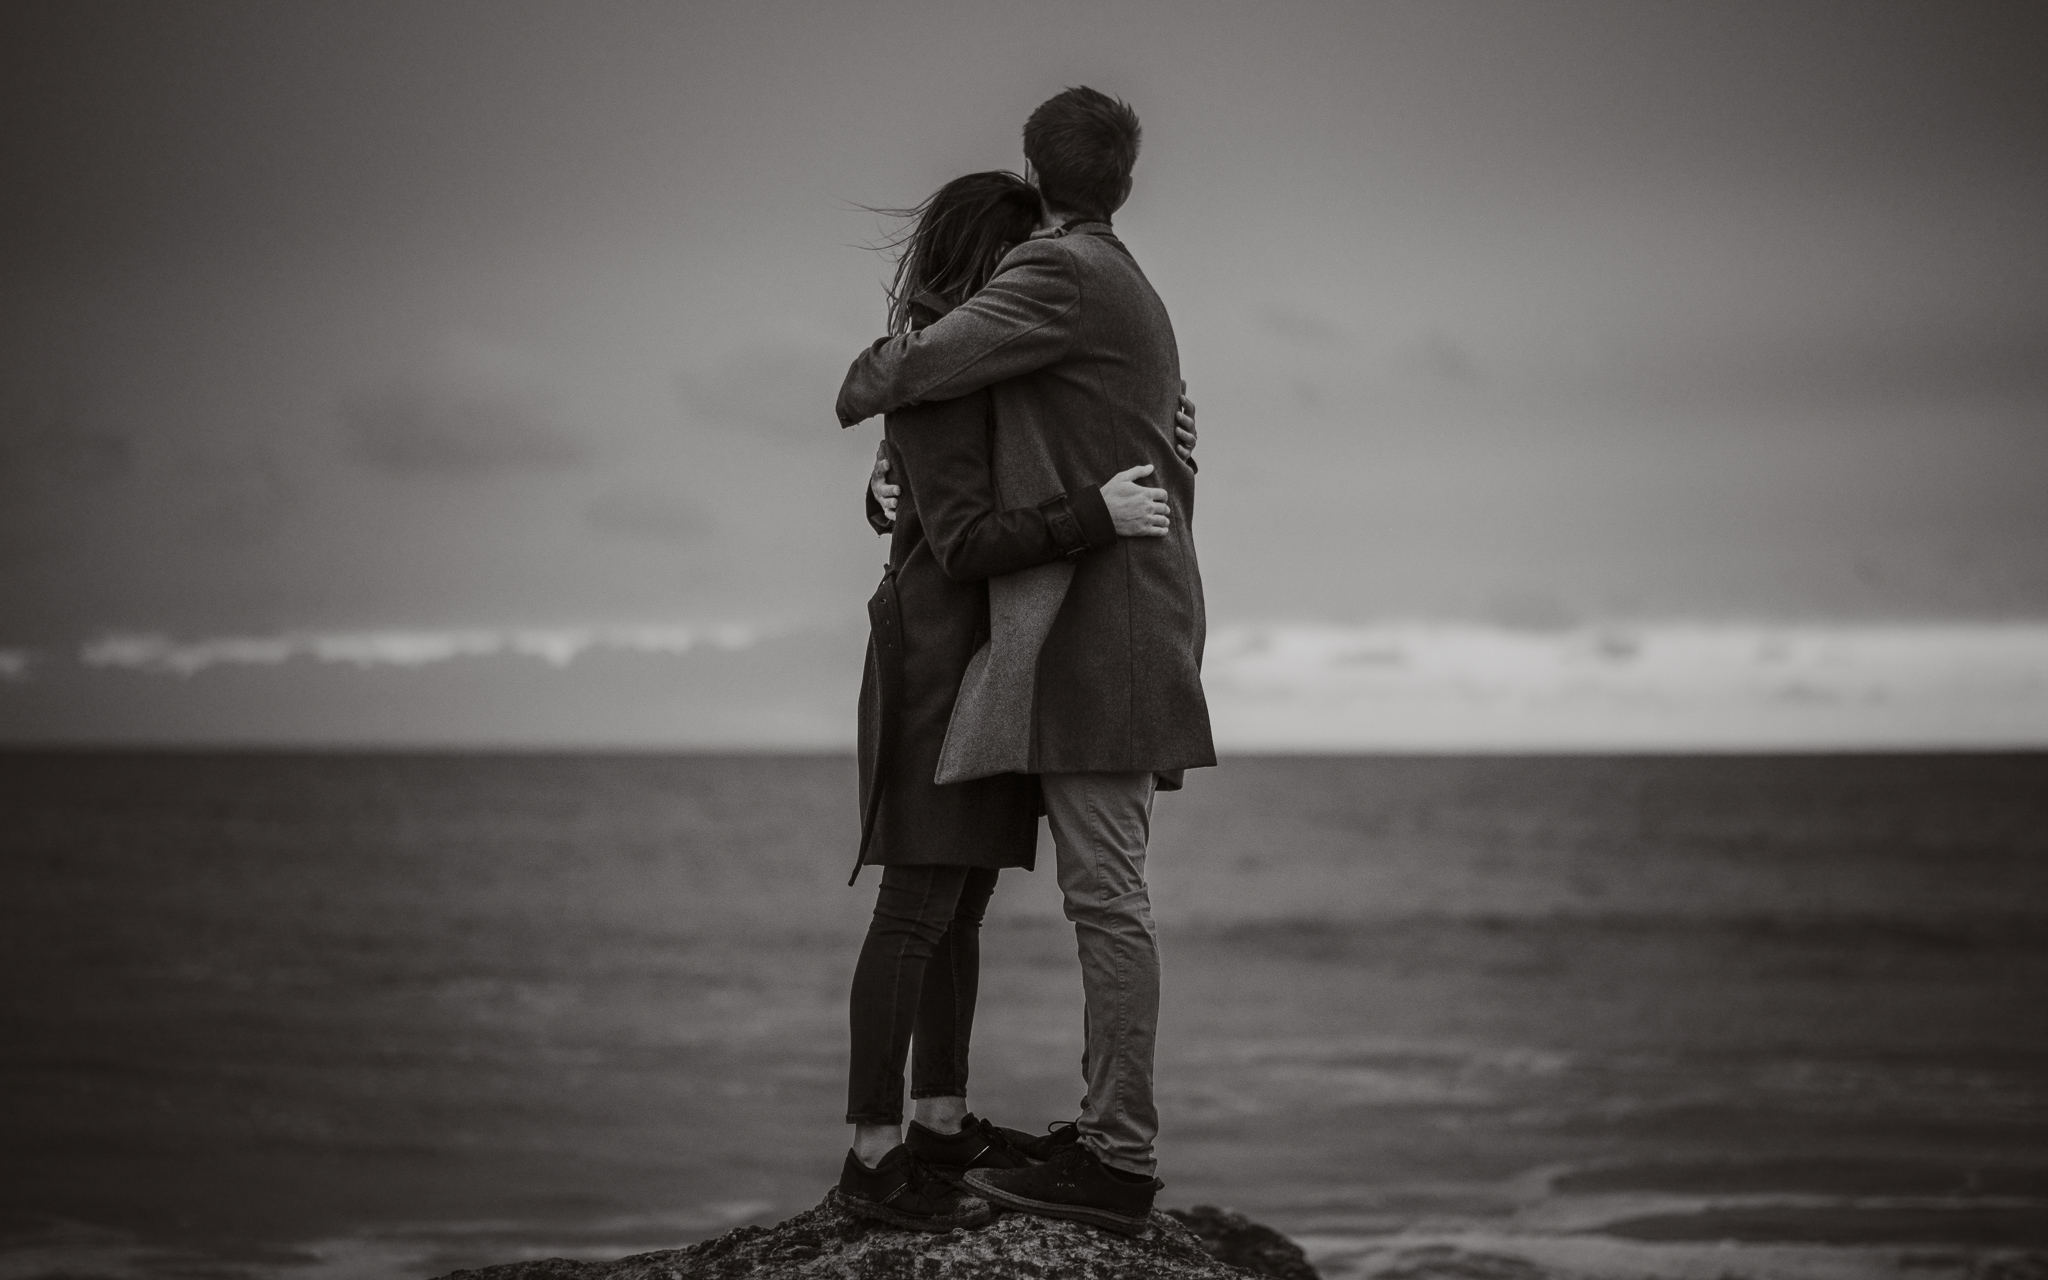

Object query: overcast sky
[2,0,2044,747]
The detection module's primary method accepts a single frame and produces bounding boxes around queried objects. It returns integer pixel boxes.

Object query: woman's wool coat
[852,314,1116,877]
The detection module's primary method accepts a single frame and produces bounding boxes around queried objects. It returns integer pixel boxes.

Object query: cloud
[1405,332,1481,385]
[1259,304,1349,346]
[1,423,132,489]
[39,618,2048,750]
[0,375,133,491]
[77,624,772,676]
[0,375,140,564]
[1204,621,2048,750]
[0,649,31,680]
[583,489,712,544]
[1486,590,1576,633]
[177,445,293,545]
[340,335,585,473]
[676,337,846,438]
[1653,323,2048,408]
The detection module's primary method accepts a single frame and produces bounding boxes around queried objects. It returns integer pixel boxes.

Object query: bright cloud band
[71,625,769,677]
[1204,622,2048,750]
[6,621,2047,749]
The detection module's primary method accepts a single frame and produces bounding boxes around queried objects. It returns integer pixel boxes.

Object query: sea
[1,752,2044,1280]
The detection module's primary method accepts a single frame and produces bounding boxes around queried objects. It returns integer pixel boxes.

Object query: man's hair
[1022,87,1140,220]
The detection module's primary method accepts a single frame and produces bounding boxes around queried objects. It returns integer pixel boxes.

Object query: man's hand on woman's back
[1109,386,1190,536]
[1174,390,1197,463]
[870,442,899,524]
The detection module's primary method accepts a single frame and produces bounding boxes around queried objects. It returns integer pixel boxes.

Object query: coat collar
[1030,216,1114,241]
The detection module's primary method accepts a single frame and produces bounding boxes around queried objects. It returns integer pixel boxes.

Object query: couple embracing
[829,87,1214,1237]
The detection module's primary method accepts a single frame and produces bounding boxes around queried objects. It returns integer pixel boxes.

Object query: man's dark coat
[840,222,1214,785]
[853,297,1119,877]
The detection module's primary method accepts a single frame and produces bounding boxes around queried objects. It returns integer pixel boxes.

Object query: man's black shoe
[906,1114,1035,1173]
[962,1139,1162,1236]
[835,1145,993,1233]
[1009,1118,1081,1161]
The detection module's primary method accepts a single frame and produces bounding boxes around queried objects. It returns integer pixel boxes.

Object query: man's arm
[865,441,898,532]
[836,239,1080,427]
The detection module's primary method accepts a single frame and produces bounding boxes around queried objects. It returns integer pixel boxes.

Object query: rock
[1361,1246,1557,1280]
[434,1192,1312,1279]
[447,1264,596,1280]
[1167,1205,1322,1279]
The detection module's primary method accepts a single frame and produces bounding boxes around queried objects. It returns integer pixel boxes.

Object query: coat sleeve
[836,240,1080,427]
[890,399,1115,583]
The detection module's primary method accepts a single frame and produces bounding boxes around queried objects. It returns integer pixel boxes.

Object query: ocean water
[1,752,2044,1280]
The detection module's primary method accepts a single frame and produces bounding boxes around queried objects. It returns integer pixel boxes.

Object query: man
[837,86,1213,1236]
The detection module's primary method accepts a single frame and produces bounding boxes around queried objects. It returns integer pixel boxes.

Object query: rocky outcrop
[1166,1205,1322,1280]
[435,1192,1320,1279]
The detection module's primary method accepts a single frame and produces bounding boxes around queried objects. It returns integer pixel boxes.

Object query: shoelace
[1035,1118,1082,1157]
[1015,1140,1094,1190]
[967,1116,1035,1160]
[898,1149,954,1197]
[878,1151,934,1207]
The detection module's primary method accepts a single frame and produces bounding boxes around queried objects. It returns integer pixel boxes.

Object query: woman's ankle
[910,1095,968,1134]
[851,1123,902,1167]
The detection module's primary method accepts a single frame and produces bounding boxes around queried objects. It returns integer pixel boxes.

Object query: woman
[835,171,1192,1231]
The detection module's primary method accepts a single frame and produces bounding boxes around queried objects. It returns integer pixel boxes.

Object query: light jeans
[1041,770,1160,1177]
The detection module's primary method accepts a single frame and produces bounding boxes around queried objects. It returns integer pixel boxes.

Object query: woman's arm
[894,402,1104,582]
[891,398,1167,584]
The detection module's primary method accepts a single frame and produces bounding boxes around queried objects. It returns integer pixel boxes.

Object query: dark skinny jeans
[845,864,999,1125]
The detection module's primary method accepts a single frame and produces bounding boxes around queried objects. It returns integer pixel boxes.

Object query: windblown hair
[1022,86,1141,221]
[877,171,1044,335]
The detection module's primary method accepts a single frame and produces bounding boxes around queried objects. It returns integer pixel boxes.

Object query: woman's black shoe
[962,1140,1162,1237]
[906,1113,1037,1173]
[835,1145,994,1232]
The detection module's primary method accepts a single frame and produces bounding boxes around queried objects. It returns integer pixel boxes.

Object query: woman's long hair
[876,171,1043,335]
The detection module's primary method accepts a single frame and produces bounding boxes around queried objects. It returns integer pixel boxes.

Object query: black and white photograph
[2,3,2045,1278]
